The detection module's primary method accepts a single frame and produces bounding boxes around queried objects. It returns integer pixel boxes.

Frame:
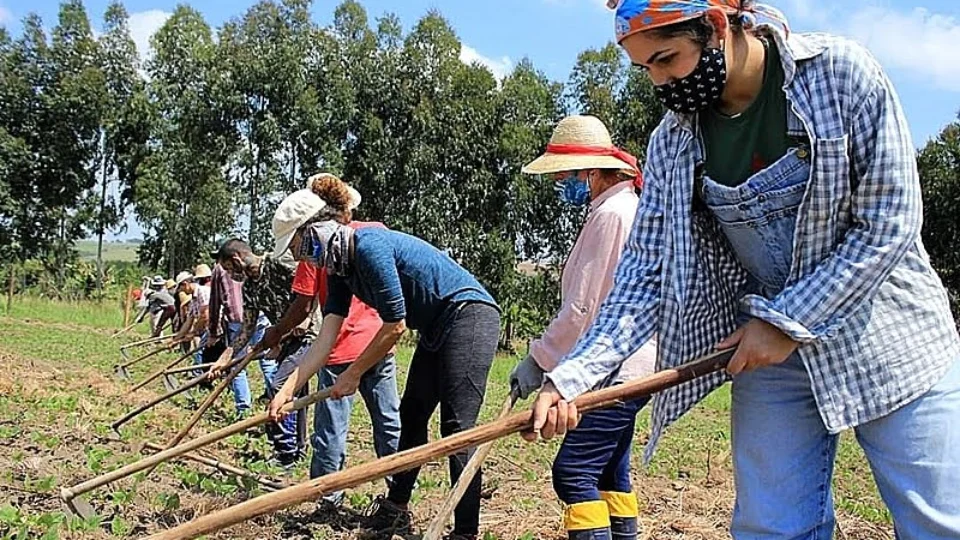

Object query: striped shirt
[547,28,960,461]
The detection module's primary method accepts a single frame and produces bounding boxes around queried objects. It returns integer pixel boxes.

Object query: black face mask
[654,47,727,114]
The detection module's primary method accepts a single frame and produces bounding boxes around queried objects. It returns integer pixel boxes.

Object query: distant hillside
[75,240,140,263]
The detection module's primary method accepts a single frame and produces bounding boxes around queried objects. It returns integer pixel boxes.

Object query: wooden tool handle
[112,355,256,432]
[127,346,201,395]
[141,442,284,491]
[145,349,734,540]
[120,334,173,350]
[64,388,332,500]
[119,342,172,369]
[423,391,518,540]
[156,349,258,446]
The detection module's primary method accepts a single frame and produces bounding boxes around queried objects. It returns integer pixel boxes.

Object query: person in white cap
[515,115,657,540]
[267,174,500,540]
[264,173,402,497]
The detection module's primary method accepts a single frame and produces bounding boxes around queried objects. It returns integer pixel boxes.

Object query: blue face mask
[297,225,327,267]
[555,174,591,206]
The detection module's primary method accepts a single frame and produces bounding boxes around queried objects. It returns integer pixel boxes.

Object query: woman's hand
[267,388,293,422]
[719,318,799,375]
[330,369,361,400]
[522,381,579,442]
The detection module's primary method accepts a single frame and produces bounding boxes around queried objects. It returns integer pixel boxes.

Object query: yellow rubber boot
[601,491,639,540]
[564,500,611,540]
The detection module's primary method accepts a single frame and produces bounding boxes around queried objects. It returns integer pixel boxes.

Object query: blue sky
[2,0,959,240]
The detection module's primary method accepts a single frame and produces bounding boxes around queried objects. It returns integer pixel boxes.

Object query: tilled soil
[0,320,892,539]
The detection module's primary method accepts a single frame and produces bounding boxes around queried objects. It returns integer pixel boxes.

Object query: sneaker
[272,452,303,470]
[359,495,411,537]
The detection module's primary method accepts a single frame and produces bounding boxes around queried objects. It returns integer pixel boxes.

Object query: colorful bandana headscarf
[610,0,789,43]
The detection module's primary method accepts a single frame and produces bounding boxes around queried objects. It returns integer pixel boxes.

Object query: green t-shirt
[700,38,792,187]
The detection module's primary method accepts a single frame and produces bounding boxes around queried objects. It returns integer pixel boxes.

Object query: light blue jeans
[731,353,960,539]
[224,315,277,411]
[703,146,960,538]
[311,354,401,502]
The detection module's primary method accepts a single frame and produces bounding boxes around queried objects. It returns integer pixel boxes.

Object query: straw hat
[522,115,636,176]
[305,173,362,211]
[175,271,193,286]
[193,264,212,280]
[164,279,175,290]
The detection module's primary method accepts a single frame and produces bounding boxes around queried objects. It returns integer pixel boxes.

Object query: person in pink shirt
[511,115,657,540]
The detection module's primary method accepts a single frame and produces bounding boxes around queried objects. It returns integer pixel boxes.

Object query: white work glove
[509,354,546,400]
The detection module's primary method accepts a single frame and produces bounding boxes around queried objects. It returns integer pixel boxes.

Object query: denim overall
[699,140,960,538]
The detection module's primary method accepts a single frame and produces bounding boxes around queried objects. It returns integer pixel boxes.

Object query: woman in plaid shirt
[527,1,960,538]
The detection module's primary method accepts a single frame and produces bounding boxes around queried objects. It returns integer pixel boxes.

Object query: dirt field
[0,298,894,539]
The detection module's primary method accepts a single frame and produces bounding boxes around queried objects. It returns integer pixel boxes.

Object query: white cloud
[128,9,171,63]
[845,7,960,92]
[0,4,12,25]
[460,44,513,80]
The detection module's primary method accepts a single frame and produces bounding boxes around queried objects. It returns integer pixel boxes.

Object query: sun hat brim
[522,153,637,176]
[272,231,297,260]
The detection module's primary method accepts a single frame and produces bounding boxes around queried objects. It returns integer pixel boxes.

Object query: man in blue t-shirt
[268,196,500,540]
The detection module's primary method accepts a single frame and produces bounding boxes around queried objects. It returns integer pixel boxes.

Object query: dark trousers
[387,303,500,535]
[265,338,310,458]
[552,396,650,504]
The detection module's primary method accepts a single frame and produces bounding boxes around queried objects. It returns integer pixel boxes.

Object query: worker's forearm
[277,295,312,335]
[280,314,343,396]
[262,294,313,349]
[174,314,195,340]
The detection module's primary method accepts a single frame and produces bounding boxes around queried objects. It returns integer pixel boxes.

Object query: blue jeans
[223,321,253,412]
[312,354,401,502]
[553,396,649,504]
[192,331,208,368]
[230,314,277,393]
[731,353,960,539]
[704,147,960,538]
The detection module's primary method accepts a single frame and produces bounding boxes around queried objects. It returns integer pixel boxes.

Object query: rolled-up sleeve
[547,155,666,400]
[742,55,920,343]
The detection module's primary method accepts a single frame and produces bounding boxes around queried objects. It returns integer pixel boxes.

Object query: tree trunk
[58,210,67,293]
[96,129,109,294]
[250,150,260,246]
[289,140,297,188]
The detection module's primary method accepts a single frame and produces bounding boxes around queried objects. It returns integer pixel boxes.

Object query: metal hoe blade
[62,494,96,520]
[114,364,131,380]
[162,374,179,392]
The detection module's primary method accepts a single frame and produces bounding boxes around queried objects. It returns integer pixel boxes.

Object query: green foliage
[85,446,113,473]
[1,0,671,341]
[0,506,66,539]
[918,118,960,320]
[109,515,131,536]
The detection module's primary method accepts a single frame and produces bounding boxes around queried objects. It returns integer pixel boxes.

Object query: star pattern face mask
[654,47,727,114]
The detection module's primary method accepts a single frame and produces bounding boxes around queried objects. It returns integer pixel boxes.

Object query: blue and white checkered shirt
[547,28,960,462]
